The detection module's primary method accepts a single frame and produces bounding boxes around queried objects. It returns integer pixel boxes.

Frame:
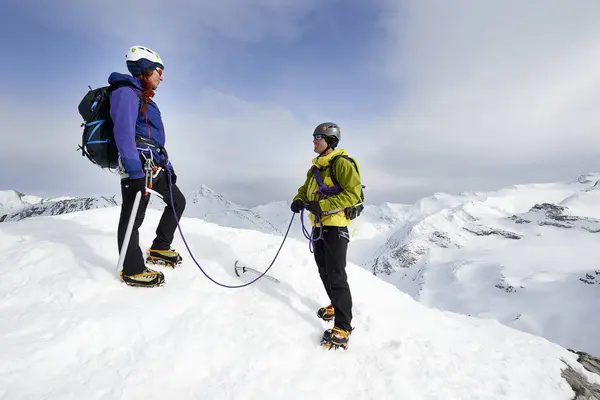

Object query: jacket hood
[107,72,144,91]
[312,149,348,168]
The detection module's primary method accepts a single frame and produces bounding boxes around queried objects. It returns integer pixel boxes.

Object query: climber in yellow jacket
[290,122,363,350]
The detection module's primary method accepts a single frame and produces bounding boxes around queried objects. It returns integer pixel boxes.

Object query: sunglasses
[313,135,324,140]
[156,68,163,77]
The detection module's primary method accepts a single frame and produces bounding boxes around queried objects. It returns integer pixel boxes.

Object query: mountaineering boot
[320,327,351,350]
[146,248,183,268]
[317,304,335,322]
[120,267,165,288]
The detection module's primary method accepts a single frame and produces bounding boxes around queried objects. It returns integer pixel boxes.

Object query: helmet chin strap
[319,144,332,156]
[319,139,338,156]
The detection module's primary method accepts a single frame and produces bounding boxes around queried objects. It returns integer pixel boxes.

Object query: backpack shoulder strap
[107,82,144,114]
[330,155,359,186]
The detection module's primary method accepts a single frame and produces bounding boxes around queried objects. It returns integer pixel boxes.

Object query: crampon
[146,248,183,268]
[317,304,335,322]
[320,327,350,351]
[120,267,165,288]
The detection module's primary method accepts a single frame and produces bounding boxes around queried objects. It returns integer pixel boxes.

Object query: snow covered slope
[1,207,600,399]
[150,184,281,235]
[366,173,600,357]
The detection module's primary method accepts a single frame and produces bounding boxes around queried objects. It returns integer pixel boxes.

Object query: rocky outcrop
[463,225,523,240]
[513,203,600,232]
[494,274,523,293]
[429,231,455,247]
[372,244,427,275]
[562,350,600,399]
[510,215,532,224]
[0,197,117,223]
[579,271,600,285]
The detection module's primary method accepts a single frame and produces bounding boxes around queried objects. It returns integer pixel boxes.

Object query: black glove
[290,198,304,213]
[122,178,146,194]
[305,201,322,216]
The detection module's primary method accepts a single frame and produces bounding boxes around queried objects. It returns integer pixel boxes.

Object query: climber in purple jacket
[109,45,186,288]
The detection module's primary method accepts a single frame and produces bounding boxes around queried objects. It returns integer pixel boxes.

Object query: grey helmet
[313,122,341,148]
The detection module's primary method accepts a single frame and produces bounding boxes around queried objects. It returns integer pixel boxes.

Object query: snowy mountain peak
[576,173,600,185]
[0,189,44,215]
[191,184,229,203]
[179,184,282,235]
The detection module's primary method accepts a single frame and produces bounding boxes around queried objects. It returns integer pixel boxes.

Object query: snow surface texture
[1,207,600,399]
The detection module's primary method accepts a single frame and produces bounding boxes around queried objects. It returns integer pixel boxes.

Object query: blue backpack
[77,82,142,169]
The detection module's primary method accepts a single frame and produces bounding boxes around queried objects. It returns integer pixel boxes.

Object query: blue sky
[2,1,600,207]
[1,1,393,111]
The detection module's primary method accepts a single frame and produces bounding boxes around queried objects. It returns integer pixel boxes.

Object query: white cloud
[164,88,310,173]
[11,0,336,52]
[368,0,600,195]
[160,87,378,206]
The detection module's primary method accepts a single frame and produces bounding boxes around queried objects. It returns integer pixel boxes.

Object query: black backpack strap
[330,155,359,187]
[328,154,365,220]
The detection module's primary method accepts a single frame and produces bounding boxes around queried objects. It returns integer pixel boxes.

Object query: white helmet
[125,46,164,69]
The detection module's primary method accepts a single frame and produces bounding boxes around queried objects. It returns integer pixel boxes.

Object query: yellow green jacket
[294,149,362,227]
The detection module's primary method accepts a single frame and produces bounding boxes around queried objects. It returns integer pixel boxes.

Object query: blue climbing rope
[164,169,295,288]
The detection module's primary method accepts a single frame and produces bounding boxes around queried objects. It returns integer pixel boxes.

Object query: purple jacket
[108,72,171,180]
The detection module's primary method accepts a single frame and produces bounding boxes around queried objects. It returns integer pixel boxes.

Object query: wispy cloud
[10,0,334,51]
[369,0,600,196]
